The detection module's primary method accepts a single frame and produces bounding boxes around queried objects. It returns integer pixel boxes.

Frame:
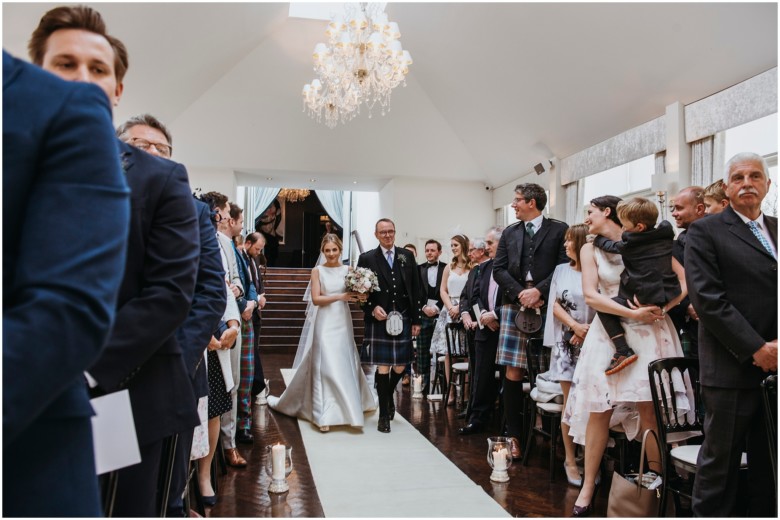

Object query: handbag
[386,311,404,336]
[607,429,662,517]
[514,305,542,334]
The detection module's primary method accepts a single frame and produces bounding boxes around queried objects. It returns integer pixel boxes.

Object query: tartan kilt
[495,303,544,368]
[360,318,413,366]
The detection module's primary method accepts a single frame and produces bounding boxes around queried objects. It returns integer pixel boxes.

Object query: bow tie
[426,262,438,268]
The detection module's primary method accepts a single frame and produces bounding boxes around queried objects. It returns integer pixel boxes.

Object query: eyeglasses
[511,197,526,205]
[377,230,396,236]
[129,137,172,158]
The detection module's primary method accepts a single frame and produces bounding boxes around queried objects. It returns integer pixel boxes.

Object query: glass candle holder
[487,436,513,482]
[264,444,293,493]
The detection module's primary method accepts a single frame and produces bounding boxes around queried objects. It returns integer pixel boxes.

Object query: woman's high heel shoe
[564,462,582,487]
[571,502,592,517]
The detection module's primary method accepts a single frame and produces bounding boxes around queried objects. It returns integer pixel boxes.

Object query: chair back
[445,322,468,360]
[647,357,703,447]
[524,338,550,390]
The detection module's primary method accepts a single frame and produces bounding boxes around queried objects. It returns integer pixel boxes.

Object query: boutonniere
[397,254,408,267]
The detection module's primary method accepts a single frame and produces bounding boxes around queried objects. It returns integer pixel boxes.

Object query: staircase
[261,267,365,350]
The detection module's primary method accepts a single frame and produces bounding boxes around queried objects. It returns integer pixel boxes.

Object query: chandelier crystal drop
[278,188,311,203]
[302,3,412,129]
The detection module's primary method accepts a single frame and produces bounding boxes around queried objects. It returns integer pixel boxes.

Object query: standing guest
[359,219,423,433]
[459,228,504,435]
[493,183,568,459]
[403,243,418,258]
[687,152,777,517]
[430,235,473,405]
[564,196,689,517]
[3,50,130,517]
[242,233,270,403]
[117,114,226,517]
[228,205,258,445]
[401,243,419,385]
[255,198,283,267]
[30,7,201,515]
[268,235,376,431]
[669,186,706,358]
[702,179,730,215]
[541,224,593,486]
[417,240,446,395]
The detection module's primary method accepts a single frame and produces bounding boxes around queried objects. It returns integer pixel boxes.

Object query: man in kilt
[493,183,568,458]
[359,219,423,433]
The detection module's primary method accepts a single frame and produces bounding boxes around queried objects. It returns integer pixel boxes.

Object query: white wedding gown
[268,265,376,429]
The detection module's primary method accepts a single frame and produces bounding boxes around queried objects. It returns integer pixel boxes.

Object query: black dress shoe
[377,415,391,433]
[236,429,254,444]
[571,503,593,517]
[458,423,483,435]
[202,495,218,507]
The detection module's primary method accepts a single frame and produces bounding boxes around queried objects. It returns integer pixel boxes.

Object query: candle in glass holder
[493,447,508,471]
[272,444,286,479]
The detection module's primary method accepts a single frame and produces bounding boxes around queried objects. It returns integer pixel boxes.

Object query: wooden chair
[521,338,563,481]
[100,471,119,517]
[157,434,179,517]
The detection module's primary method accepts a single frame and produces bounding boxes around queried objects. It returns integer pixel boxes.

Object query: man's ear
[113,82,124,107]
[636,223,647,232]
[695,203,706,216]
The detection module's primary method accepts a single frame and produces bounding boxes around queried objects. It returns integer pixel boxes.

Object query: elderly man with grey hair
[686,152,777,517]
[459,226,505,435]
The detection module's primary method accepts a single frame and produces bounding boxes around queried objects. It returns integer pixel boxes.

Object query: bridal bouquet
[345,267,379,295]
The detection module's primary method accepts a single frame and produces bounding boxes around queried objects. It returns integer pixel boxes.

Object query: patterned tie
[386,249,394,267]
[748,221,776,258]
[526,222,535,238]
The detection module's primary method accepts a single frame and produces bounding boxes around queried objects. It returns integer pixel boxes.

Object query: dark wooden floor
[207,347,614,517]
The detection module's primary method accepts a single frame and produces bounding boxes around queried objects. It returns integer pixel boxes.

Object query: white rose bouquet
[345,267,379,303]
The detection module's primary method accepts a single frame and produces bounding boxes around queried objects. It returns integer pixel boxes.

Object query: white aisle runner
[280,369,510,518]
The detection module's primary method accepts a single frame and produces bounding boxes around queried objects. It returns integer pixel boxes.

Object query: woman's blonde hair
[320,233,343,253]
[449,234,473,270]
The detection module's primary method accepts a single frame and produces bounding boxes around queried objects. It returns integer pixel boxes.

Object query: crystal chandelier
[302,3,412,129]
[278,188,311,203]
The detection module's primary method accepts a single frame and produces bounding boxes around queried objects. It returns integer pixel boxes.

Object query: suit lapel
[514,224,525,259]
[724,207,775,259]
[533,217,551,245]
[119,141,136,174]
[374,247,393,288]
[766,215,778,249]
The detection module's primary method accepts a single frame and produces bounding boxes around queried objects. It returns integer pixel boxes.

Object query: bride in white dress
[429,234,472,404]
[268,234,376,432]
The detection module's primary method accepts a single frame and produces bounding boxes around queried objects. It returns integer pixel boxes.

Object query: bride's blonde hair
[321,233,343,253]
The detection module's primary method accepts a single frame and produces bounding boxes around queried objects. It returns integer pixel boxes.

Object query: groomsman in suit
[668,185,705,359]
[417,239,445,394]
[687,152,777,517]
[493,183,568,458]
[30,6,201,515]
[459,228,504,434]
[117,114,227,517]
[3,50,130,517]
[359,219,423,432]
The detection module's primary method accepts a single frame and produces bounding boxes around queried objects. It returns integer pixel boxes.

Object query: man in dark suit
[417,239,446,394]
[3,50,130,517]
[116,114,228,517]
[241,233,269,401]
[669,185,705,359]
[493,183,568,458]
[31,6,201,515]
[359,218,423,433]
[686,152,777,517]
[459,227,504,434]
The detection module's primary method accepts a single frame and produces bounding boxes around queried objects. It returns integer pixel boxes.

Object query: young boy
[702,179,729,215]
[593,197,681,375]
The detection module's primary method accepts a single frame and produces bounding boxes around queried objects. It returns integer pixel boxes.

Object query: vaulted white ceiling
[3,2,777,191]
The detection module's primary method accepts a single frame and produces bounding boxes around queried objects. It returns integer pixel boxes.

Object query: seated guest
[542,223,593,486]
[3,49,130,517]
[703,179,730,215]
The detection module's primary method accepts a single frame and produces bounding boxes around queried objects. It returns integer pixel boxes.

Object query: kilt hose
[361,317,413,367]
[237,318,255,431]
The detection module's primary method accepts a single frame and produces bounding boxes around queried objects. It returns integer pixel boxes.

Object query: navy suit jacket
[2,51,130,515]
[686,206,778,388]
[89,141,200,446]
[174,200,226,399]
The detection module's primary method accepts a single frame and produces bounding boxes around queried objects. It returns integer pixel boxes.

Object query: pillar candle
[493,447,508,471]
[413,376,422,393]
[272,444,286,479]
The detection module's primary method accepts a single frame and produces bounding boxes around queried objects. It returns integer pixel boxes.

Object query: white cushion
[671,445,748,469]
[452,362,469,372]
[522,382,531,393]
[537,402,564,413]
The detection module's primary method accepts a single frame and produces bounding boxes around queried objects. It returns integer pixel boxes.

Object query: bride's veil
[292,252,326,368]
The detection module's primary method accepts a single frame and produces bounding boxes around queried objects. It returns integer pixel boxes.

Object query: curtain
[564,181,581,224]
[314,190,351,261]
[244,187,281,235]
[655,151,666,176]
[691,136,714,187]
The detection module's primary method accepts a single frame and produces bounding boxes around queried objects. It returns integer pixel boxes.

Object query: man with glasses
[460,227,504,435]
[29,6,201,515]
[493,183,568,459]
[116,114,174,159]
[358,219,423,433]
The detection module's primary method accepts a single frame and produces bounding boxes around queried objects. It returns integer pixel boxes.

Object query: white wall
[186,166,238,200]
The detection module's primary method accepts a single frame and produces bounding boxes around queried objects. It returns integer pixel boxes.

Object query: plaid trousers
[237,318,255,431]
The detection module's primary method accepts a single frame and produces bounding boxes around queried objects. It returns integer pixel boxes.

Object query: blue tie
[526,222,535,238]
[748,220,776,258]
[386,250,394,268]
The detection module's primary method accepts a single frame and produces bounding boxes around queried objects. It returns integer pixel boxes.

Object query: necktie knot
[386,250,394,267]
[525,222,535,238]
